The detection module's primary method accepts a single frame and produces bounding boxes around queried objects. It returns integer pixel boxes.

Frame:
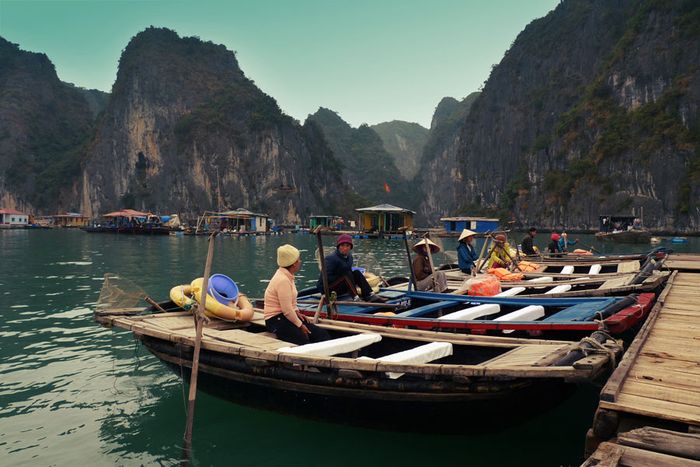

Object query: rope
[573,332,620,369]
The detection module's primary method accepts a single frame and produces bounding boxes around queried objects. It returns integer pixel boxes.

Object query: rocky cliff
[415,94,479,224]
[80,28,346,222]
[0,37,96,213]
[421,0,700,231]
[306,108,417,210]
[370,121,428,180]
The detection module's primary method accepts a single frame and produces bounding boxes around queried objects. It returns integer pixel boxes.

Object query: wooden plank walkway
[584,270,700,465]
[664,253,700,271]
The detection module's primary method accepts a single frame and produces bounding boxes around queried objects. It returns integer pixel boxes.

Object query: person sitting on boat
[457,228,479,275]
[317,234,386,302]
[412,239,449,292]
[520,227,539,256]
[485,234,513,269]
[548,233,563,254]
[264,244,330,345]
[557,231,578,253]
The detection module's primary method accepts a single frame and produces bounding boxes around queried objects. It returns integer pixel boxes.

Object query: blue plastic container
[208,274,239,304]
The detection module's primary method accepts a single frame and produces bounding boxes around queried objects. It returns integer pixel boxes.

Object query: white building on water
[0,208,29,228]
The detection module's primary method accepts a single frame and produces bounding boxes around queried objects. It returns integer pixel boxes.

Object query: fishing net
[96,273,147,311]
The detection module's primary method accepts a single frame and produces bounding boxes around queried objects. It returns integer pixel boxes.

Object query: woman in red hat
[548,232,563,254]
[316,234,386,302]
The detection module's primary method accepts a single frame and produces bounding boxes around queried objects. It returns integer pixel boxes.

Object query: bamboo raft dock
[583,266,700,466]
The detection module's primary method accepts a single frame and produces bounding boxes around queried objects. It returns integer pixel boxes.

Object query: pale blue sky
[0,0,559,127]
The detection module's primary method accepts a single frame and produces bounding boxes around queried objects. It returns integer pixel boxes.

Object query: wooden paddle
[182,231,216,463]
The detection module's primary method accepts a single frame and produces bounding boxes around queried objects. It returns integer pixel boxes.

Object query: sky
[0,0,559,128]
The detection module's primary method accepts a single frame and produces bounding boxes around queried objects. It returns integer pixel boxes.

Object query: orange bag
[463,274,502,296]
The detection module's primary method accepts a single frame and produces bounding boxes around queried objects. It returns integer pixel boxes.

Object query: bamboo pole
[182,231,216,463]
[314,226,335,319]
[423,232,438,290]
[399,227,416,292]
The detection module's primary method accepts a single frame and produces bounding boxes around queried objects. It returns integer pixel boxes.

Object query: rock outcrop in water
[419,0,700,231]
[80,28,347,222]
[0,37,98,213]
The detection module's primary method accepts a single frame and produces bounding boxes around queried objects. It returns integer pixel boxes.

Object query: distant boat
[596,215,650,243]
[671,236,688,244]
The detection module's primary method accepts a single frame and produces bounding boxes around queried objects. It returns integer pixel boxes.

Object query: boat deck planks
[98,308,607,378]
[481,344,569,367]
[586,270,700,463]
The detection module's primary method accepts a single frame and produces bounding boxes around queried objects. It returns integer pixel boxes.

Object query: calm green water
[0,230,695,466]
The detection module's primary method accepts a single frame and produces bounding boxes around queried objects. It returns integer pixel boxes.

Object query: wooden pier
[583,268,700,465]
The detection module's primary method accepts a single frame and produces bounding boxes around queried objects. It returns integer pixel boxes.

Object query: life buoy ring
[190,277,254,321]
[170,284,196,309]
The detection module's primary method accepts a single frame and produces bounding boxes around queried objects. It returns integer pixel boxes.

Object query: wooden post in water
[182,231,216,463]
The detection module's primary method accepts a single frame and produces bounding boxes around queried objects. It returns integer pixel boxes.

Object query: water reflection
[0,229,696,466]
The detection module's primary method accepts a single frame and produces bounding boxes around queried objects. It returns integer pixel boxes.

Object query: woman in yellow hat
[264,244,330,345]
[457,229,478,274]
[412,239,448,292]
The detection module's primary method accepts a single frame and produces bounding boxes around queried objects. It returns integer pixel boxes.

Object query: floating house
[355,204,414,236]
[440,216,500,235]
[309,215,345,230]
[0,208,28,228]
[195,208,270,234]
[52,212,89,228]
[85,209,169,234]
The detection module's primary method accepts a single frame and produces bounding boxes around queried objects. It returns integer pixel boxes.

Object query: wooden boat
[595,229,652,243]
[428,251,669,298]
[296,291,656,338]
[94,305,622,429]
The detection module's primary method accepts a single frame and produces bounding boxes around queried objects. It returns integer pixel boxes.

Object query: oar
[182,231,216,463]
[399,226,416,292]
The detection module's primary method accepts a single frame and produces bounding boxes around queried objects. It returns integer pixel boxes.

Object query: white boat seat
[437,303,501,320]
[496,287,526,297]
[561,266,575,274]
[277,333,382,356]
[588,264,602,275]
[359,342,453,379]
[495,305,545,334]
[545,284,572,295]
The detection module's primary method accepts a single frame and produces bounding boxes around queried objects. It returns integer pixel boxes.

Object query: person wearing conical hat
[412,239,448,292]
[485,234,514,269]
[264,244,330,345]
[457,229,479,274]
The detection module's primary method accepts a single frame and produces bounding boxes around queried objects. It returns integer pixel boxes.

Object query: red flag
[384,182,391,193]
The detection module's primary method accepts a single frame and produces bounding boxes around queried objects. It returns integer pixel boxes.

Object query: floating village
[3,201,699,465]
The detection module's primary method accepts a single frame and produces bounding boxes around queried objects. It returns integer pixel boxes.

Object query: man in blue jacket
[317,234,386,302]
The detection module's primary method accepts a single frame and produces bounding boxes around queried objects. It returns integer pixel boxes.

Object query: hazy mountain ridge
[306,108,418,211]
[370,120,428,180]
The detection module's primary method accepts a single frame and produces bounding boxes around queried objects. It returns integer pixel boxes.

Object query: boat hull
[142,335,574,432]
